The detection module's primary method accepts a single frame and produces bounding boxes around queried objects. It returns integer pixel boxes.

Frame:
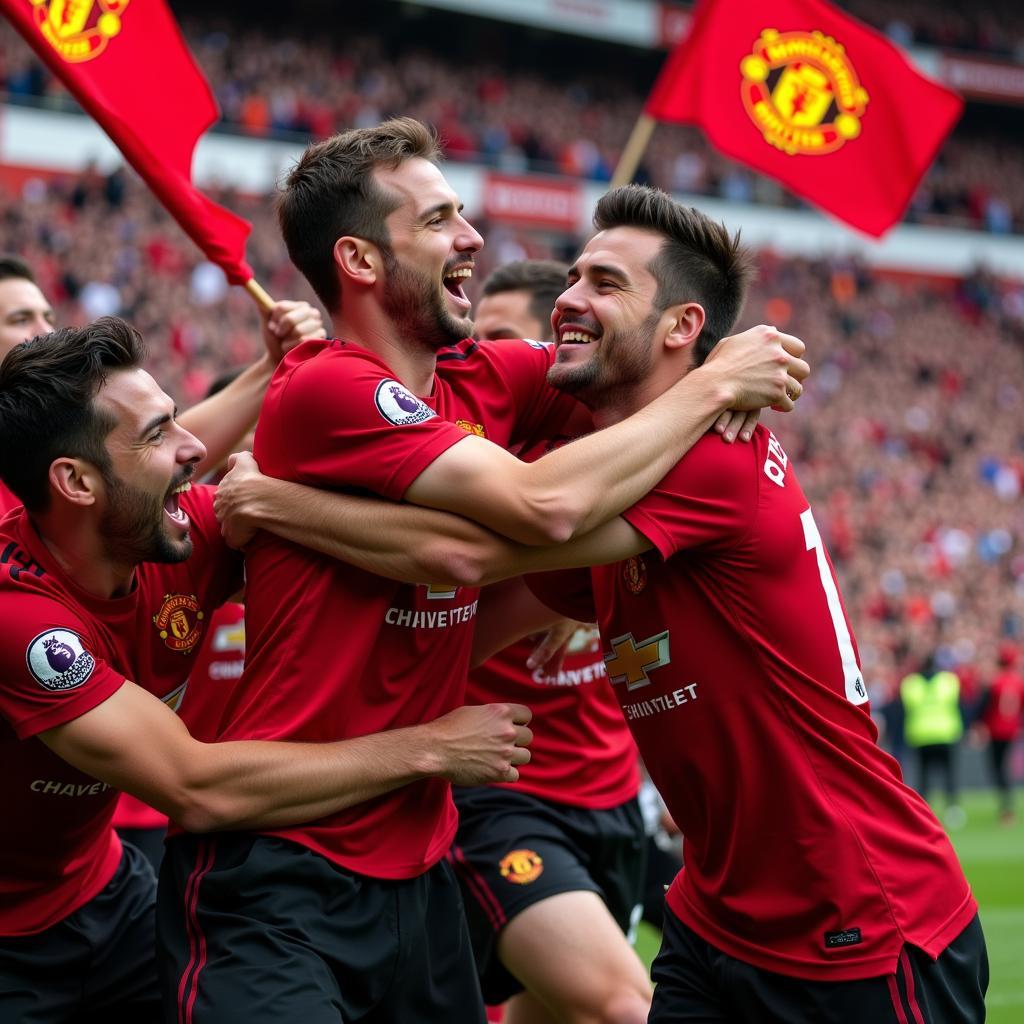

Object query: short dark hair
[0,316,144,513]
[480,259,568,339]
[593,185,754,364]
[0,254,36,285]
[278,117,441,313]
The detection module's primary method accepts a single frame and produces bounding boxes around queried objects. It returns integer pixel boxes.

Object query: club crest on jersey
[455,419,486,437]
[739,29,869,156]
[605,631,671,691]
[622,556,648,595]
[374,379,436,426]
[26,629,96,691]
[499,848,543,885]
[153,593,205,654]
[31,0,132,64]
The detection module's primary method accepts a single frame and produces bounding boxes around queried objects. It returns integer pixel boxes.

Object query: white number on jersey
[800,508,868,705]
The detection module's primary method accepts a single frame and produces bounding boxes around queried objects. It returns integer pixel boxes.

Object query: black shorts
[157,832,485,1024]
[0,841,160,1024]
[450,786,646,1004]
[649,905,989,1023]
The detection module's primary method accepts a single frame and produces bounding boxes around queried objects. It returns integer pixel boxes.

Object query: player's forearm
[179,355,273,478]
[175,727,445,832]
[518,364,730,541]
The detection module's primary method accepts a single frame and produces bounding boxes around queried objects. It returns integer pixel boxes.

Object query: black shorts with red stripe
[649,905,988,1023]
[157,832,485,1024]
[0,841,160,1023]
[450,786,646,1005]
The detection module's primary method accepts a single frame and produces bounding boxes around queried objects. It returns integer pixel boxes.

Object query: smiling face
[548,226,669,405]
[92,368,206,565]
[374,157,483,350]
[0,277,55,361]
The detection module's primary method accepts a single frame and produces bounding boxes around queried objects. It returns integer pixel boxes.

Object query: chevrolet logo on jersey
[426,583,458,600]
[604,631,671,691]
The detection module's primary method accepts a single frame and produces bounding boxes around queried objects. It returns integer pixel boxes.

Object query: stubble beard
[381,250,472,351]
[100,471,192,567]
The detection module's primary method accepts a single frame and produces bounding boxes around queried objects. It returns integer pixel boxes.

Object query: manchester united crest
[30,0,131,63]
[153,593,205,654]
[739,29,869,156]
[455,419,486,437]
[499,848,544,885]
[622,556,647,595]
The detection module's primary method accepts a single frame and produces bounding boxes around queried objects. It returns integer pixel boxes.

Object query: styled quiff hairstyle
[593,185,754,364]
[0,316,144,513]
[480,259,568,340]
[0,254,37,284]
[277,117,441,313]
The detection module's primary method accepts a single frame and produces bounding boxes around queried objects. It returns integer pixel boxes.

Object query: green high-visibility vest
[900,671,963,747]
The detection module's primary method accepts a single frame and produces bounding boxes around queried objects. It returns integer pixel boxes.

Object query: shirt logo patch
[499,848,544,885]
[153,593,205,654]
[605,631,671,691]
[26,629,96,691]
[622,556,647,594]
[455,418,486,437]
[374,379,436,426]
[824,927,862,948]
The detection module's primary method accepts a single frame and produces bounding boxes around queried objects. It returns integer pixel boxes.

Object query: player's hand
[712,408,761,444]
[526,619,584,676]
[704,325,808,414]
[431,703,533,785]
[213,451,264,549]
[260,299,326,363]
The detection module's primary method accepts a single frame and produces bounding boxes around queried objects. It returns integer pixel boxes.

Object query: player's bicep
[472,577,566,667]
[39,682,197,813]
[511,516,652,576]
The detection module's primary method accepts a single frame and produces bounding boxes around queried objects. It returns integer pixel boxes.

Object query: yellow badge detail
[30,0,131,64]
[499,848,544,885]
[740,29,869,156]
[604,631,671,691]
[622,556,647,595]
[153,593,205,655]
[455,419,486,437]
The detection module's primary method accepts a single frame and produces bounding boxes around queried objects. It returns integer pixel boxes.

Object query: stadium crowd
[4,11,1024,235]
[2,163,1021,728]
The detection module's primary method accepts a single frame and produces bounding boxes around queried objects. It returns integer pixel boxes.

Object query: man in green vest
[901,654,966,827]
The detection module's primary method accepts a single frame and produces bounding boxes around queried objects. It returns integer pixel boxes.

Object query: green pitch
[633,788,1024,1021]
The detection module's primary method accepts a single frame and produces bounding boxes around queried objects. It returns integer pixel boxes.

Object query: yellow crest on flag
[29,0,131,63]
[739,29,869,156]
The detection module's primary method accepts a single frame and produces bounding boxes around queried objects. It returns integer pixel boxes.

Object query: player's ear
[334,236,381,287]
[663,302,705,352]
[49,457,101,509]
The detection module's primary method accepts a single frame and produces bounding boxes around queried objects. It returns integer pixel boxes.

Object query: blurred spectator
[976,645,1024,822]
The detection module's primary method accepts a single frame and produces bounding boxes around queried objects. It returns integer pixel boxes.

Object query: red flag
[0,0,253,283]
[645,0,963,237]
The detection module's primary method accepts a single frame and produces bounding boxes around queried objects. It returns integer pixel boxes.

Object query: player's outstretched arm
[215,453,652,587]
[179,299,324,478]
[40,682,532,832]
[404,326,807,545]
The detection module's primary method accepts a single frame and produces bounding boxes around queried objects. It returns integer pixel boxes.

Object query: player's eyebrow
[137,407,176,441]
[417,200,462,223]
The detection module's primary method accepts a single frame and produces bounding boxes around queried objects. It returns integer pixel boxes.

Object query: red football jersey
[0,487,242,935]
[112,602,246,833]
[528,426,975,980]
[0,481,21,517]
[467,626,639,807]
[222,337,577,879]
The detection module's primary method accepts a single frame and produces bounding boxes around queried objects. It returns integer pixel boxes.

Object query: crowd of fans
[2,165,1021,722]
[4,10,1024,234]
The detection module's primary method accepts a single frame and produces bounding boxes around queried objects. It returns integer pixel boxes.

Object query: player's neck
[591,369,682,429]
[333,308,437,396]
[35,512,136,599]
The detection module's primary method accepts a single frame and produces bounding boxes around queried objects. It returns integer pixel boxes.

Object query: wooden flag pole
[610,114,657,190]
[244,277,276,314]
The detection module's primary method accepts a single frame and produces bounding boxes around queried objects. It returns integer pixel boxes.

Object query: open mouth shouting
[163,478,192,532]
[442,262,474,315]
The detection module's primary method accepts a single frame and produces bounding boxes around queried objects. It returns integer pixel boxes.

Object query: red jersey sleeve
[621,430,759,560]
[524,567,597,623]
[256,342,472,500]
[477,340,583,449]
[0,592,126,740]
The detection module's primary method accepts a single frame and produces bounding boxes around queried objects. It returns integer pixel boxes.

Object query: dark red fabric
[644,0,963,236]
[0,0,253,282]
